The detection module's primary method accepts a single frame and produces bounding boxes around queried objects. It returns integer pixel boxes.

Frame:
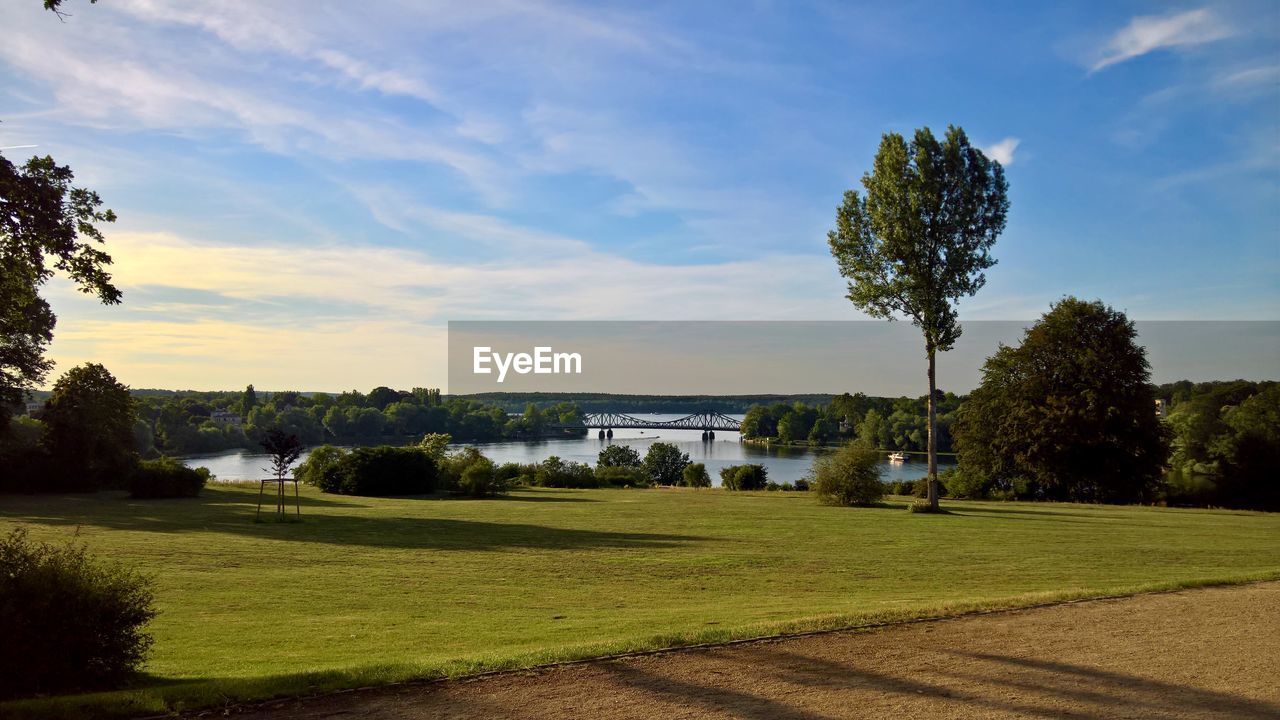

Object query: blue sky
[2,0,1277,390]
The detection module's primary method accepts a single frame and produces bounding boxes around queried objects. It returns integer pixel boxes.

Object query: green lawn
[3,484,1279,718]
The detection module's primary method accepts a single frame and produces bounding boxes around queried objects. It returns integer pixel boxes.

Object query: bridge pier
[598,429,605,439]
[606,428,613,438]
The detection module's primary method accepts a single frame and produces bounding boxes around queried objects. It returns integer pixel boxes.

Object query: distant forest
[456,393,840,414]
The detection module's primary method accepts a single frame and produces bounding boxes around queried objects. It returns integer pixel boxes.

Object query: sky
[2,0,1277,392]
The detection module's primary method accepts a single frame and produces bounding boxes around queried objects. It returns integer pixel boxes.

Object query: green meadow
[3,483,1278,718]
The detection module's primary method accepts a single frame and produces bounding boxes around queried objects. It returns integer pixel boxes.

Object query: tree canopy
[827,125,1007,354]
[953,298,1170,503]
[41,363,136,490]
[0,154,118,423]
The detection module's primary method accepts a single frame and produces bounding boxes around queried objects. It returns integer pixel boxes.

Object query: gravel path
[237,582,1280,719]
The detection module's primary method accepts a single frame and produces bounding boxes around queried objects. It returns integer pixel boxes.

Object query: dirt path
[238,582,1280,719]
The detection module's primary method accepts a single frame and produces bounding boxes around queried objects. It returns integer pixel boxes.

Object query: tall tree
[0,154,118,427]
[953,298,1171,503]
[41,363,136,490]
[241,384,257,413]
[828,125,1009,511]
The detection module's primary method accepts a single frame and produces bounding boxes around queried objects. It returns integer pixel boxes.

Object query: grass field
[3,483,1279,718]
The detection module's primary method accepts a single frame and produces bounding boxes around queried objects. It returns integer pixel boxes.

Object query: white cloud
[1213,65,1280,92]
[1090,8,1232,73]
[42,229,857,390]
[983,137,1020,166]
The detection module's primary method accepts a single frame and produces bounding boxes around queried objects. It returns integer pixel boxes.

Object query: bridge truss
[558,411,741,432]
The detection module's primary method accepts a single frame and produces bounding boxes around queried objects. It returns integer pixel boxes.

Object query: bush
[765,481,782,491]
[595,465,648,487]
[535,456,599,488]
[495,462,537,487]
[813,444,883,506]
[720,464,768,491]
[295,445,348,487]
[0,528,155,699]
[128,457,208,498]
[792,478,810,491]
[642,443,690,486]
[318,446,439,496]
[682,462,711,488]
[456,457,508,497]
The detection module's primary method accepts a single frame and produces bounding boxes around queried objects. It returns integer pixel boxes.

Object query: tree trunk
[927,348,939,511]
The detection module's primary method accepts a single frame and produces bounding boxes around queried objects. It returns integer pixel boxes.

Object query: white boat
[888,452,908,463]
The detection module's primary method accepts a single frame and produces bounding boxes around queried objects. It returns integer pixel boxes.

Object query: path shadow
[600,662,833,720]
[944,649,1280,719]
[725,644,1280,720]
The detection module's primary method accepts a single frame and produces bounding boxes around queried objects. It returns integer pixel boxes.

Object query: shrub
[0,528,155,699]
[456,457,508,497]
[495,462,537,487]
[295,445,348,487]
[128,457,207,498]
[535,456,599,488]
[642,443,690,486]
[813,444,884,506]
[595,465,647,487]
[765,481,782,491]
[719,464,768,491]
[793,478,810,492]
[319,446,438,496]
[439,447,486,491]
[682,462,711,488]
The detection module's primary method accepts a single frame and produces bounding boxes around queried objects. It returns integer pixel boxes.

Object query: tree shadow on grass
[2,488,703,552]
[488,493,598,503]
[945,505,1112,522]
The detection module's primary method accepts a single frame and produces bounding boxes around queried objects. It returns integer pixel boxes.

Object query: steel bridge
[552,411,741,439]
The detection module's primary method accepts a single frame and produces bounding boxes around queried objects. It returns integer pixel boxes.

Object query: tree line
[127,386,586,456]
[739,391,963,452]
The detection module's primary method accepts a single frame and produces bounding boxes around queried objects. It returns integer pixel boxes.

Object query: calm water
[182,413,953,486]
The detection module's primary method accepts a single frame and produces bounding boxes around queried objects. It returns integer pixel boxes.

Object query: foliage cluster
[117,387,587,457]
[719,464,769,491]
[812,443,884,506]
[301,446,439,496]
[953,298,1170,504]
[740,392,963,452]
[1159,380,1279,510]
[128,457,210,499]
[0,528,154,699]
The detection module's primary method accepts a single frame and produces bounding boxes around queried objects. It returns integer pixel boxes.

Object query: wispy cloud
[1090,8,1232,73]
[983,137,1020,166]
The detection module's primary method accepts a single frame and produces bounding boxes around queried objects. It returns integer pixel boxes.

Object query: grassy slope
[2,484,1278,718]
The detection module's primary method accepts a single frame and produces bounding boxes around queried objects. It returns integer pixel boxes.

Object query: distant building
[24,402,42,416]
[210,410,243,427]
[1154,398,1169,418]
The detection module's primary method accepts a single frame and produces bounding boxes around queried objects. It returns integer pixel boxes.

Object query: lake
[181,413,953,486]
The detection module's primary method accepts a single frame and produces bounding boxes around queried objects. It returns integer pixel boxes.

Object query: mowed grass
[3,484,1278,718]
